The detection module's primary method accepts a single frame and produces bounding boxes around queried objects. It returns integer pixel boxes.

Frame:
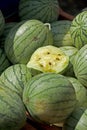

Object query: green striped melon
[59,46,78,77]
[0,10,5,36]
[63,107,87,130]
[23,73,76,125]
[19,0,59,23]
[0,22,17,49]
[51,20,73,47]
[5,19,53,64]
[73,44,87,88]
[70,11,87,49]
[0,48,11,75]
[1,64,32,98]
[27,45,69,75]
[68,77,87,108]
[0,83,26,130]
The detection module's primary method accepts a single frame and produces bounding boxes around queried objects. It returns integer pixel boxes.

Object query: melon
[19,0,59,23]
[23,73,76,125]
[5,19,53,64]
[27,45,69,75]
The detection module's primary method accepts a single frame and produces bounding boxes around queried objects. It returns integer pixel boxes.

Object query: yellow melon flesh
[27,45,69,74]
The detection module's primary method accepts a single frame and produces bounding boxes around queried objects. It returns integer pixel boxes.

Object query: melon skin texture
[62,107,87,130]
[23,73,77,125]
[1,64,32,98]
[27,45,69,75]
[59,46,78,77]
[0,10,5,36]
[0,22,17,49]
[73,44,87,88]
[51,20,73,47]
[68,77,87,108]
[19,0,59,23]
[5,19,53,64]
[0,83,26,130]
[70,11,87,49]
[0,48,11,75]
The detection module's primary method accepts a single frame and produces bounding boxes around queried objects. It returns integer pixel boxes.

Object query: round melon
[0,10,5,36]
[70,11,87,49]
[0,48,11,75]
[1,64,32,98]
[19,0,59,23]
[51,20,73,47]
[27,45,69,75]
[5,19,53,64]
[73,44,87,88]
[63,107,87,130]
[23,73,76,125]
[0,83,26,130]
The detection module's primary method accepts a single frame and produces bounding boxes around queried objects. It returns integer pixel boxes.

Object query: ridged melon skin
[5,19,53,64]
[1,64,32,98]
[51,20,73,47]
[0,84,26,130]
[19,0,59,23]
[68,77,87,108]
[62,108,87,130]
[59,46,78,77]
[70,11,87,49]
[23,73,76,125]
[0,22,17,49]
[73,44,87,88]
[0,48,11,75]
[0,10,5,36]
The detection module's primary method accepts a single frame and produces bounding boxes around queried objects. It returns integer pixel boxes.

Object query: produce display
[0,0,87,130]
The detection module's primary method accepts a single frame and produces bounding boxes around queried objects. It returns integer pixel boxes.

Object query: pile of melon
[0,0,87,130]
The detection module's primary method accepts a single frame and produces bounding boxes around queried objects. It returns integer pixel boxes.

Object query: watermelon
[51,20,73,47]
[0,22,17,49]
[0,48,11,75]
[5,19,53,64]
[70,11,87,49]
[59,46,78,77]
[1,64,32,98]
[63,107,87,130]
[0,83,26,130]
[0,10,5,36]
[73,44,87,88]
[68,77,87,108]
[19,0,59,23]
[23,73,76,125]
[27,45,69,75]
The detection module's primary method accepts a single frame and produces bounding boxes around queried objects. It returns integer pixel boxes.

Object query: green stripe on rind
[70,11,87,49]
[0,48,10,75]
[23,73,76,124]
[51,20,73,47]
[62,108,87,130]
[73,44,87,87]
[5,20,53,64]
[1,64,32,98]
[19,0,59,23]
[0,10,5,36]
[68,77,87,108]
[0,86,26,130]
[0,22,17,49]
